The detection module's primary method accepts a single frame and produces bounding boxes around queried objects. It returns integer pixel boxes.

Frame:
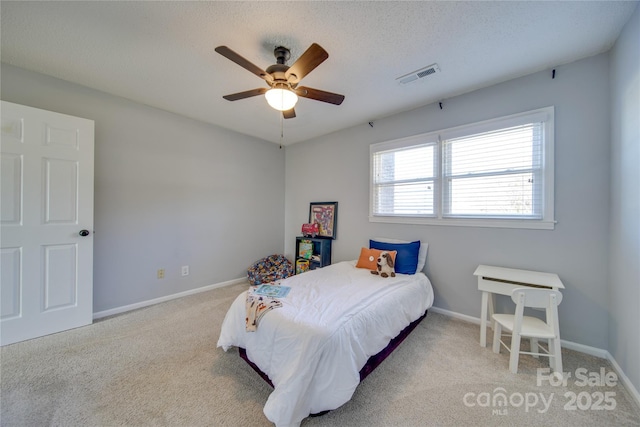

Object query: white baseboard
[93,277,246,320]
[560,338,609,358]
[429,305,481,325]
[430,304,640,408]
[604,349,640,409]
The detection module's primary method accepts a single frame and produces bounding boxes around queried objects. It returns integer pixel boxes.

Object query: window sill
[369,215,556,230]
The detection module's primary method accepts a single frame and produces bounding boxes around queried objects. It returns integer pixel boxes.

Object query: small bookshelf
[295,236,332,274]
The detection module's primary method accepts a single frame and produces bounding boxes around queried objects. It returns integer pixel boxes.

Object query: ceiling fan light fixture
[265,87,298,111]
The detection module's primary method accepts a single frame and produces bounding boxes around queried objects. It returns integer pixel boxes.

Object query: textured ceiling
[1,1,637,145]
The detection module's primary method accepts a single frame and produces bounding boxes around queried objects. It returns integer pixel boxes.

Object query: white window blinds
[369,107,554,229]
[372,143,436,216]
[442,123,543,218]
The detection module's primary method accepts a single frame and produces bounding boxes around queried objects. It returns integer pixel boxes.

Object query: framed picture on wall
[309,202,338,239]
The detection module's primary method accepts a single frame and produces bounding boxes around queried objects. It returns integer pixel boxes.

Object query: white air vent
[396,63,440,85]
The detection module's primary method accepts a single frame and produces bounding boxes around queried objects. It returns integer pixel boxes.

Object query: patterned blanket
[245,291,282,332]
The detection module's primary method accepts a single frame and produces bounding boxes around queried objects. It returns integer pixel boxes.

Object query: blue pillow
[369,239,420,274]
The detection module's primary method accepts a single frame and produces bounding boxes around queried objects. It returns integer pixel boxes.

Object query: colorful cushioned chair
[247,254,294,286]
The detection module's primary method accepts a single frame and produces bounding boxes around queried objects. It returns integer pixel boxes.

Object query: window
[370,107,555,229]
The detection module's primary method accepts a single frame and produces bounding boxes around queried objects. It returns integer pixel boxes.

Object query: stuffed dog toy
[371,251,395,278]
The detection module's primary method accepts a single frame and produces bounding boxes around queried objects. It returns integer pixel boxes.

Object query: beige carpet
[1,282,639,426]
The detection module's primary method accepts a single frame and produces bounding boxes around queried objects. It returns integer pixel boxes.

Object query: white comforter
[217,261,434,427]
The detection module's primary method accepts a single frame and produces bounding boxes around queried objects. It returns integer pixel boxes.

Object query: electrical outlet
[181,265,189,276]
[157,269,165,279]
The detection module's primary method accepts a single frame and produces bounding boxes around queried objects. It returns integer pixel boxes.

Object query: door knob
[79,230,90,236]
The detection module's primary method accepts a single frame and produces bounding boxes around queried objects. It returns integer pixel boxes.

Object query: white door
[1,101,94,345]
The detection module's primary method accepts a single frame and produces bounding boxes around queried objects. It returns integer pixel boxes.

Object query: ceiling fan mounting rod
[273,46,291,65]
[267,47,299,86]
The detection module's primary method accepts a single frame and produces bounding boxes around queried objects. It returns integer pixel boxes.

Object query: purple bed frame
[238,309,428,391]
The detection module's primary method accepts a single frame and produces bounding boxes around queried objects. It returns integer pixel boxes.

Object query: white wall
[285,53,612,350]
[609,3,640,394]
[1,63,286,313]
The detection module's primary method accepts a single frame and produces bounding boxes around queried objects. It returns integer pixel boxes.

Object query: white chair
[492,287,563,374]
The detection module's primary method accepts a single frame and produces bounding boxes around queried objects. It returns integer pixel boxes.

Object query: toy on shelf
[298,239,313,259]
[301,223,319,237]
[296,259,310,274]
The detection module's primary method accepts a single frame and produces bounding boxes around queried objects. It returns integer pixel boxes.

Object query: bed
[217,240,433,427]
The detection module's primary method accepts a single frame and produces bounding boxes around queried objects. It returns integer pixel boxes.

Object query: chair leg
[530,338,539,358]
[492,323,502,354]
[509,333,521,374]
[551,338,563,374]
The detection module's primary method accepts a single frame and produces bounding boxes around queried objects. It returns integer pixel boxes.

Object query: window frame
[369,106,555,230]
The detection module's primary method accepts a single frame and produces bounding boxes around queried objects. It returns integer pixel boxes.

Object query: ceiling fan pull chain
[280,113,284,149]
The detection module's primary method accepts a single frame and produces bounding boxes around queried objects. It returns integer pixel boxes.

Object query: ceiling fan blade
[283,108,296,119]
[222,88,268,101]
[285,43,329,84]
[295,86,345,105]
[215,46,273,83]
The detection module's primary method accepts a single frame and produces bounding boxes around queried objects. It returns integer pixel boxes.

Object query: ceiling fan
[215,43,345,119]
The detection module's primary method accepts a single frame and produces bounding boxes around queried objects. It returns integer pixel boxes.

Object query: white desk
[474,264,564,347]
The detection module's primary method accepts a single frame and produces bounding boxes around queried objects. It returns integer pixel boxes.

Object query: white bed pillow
[371,237,428,273]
